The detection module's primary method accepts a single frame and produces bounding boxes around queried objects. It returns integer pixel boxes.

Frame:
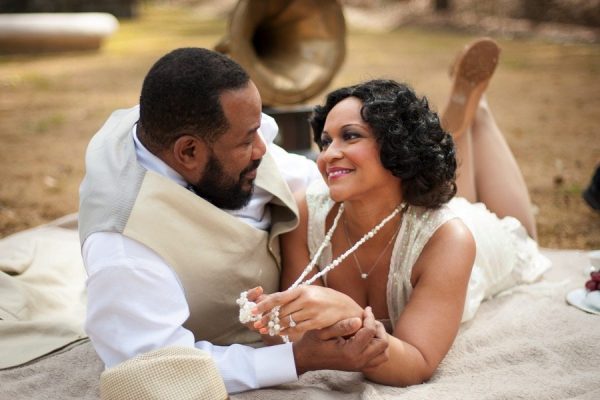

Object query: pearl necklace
[237,202,405,340]
[343,215,401,279]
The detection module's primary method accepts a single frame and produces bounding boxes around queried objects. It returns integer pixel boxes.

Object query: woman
[249,39,550,386]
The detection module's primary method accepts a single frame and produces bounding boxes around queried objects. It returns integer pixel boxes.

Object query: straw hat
[100,346,228,400]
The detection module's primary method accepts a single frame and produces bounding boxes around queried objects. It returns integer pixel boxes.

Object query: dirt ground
[0,3,598,249]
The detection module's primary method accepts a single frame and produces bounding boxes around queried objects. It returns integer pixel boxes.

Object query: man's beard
[191,154,261,210]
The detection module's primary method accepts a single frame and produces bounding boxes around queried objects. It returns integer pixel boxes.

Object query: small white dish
[566,288,600,315]
[586,290,600,310]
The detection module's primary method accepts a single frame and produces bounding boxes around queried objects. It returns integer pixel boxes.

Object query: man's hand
[363,309,390,374]
[292,307,388,375]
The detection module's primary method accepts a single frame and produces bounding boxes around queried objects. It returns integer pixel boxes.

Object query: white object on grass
[0,13,119,52]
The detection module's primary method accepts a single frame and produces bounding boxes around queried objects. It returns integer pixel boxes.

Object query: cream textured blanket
[0,218,598,399]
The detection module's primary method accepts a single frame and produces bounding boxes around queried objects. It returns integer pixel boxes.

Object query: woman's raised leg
[441,38,500,204]
[453,126,478,203]
[442,38,537,239]
[469,98,537,239]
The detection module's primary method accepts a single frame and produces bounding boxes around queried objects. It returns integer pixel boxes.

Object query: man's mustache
[241,158,262,177]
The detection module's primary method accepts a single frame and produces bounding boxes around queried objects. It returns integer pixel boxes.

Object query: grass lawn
[0,3,598,249]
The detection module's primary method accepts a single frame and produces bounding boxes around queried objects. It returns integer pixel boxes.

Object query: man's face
[191,81,266,209]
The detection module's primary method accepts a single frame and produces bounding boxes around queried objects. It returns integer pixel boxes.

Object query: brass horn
[216,0,346,106]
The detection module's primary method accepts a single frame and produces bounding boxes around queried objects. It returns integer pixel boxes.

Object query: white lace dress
[305,180,551,324]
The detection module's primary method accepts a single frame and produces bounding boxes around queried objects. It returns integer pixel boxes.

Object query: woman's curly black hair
[310,79,457,208]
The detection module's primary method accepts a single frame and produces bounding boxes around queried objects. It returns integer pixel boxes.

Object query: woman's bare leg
[469,98,538,239]
[443,38,537,239]
[442,37,498,203]
[454,127,478,203]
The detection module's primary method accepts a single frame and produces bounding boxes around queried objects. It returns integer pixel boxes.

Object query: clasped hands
[244,286,389,374]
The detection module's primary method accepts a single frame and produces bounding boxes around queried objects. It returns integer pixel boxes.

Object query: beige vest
[78,106,299,346]
[122,153,298,345]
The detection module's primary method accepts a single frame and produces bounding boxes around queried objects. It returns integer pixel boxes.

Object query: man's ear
[171,135,209,177]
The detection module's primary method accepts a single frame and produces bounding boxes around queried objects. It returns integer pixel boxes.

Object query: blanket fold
[0,214,87,369]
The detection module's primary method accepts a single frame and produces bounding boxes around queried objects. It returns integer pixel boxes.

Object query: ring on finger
[289,314,297,328]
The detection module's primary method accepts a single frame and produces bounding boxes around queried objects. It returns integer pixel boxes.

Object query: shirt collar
[132,125,189,188]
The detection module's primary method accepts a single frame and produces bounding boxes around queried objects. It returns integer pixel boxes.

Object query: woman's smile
[326,166,355,180]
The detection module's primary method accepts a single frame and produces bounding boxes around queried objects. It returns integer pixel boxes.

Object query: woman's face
[316,96,401,202]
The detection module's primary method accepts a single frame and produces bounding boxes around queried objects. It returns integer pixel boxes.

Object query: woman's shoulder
[306,178,329,196]
[404,202,459,234]
[411,206,476,283]
[394,201,458,254]
[305,179,335,214]
[401,200,474,257]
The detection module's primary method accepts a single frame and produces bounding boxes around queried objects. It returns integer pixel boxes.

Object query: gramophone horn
[215,0,346,106]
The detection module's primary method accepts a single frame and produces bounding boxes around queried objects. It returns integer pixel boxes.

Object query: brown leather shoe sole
[441,38,500,139]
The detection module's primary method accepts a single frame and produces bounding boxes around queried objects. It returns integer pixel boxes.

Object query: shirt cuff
[195,341,297,394]
[253,342,298,388]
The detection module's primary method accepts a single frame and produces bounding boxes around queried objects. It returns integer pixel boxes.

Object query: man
[79,47,387,394]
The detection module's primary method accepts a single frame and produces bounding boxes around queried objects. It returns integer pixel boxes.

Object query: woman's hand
[240,286,266,332]
[239,286,288,345]
[251,285,364,335]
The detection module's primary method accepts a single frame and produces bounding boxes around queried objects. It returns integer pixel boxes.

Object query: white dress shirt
[82,113,322,394]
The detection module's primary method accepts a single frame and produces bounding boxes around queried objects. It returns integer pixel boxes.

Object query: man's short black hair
[139,47,250,150]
